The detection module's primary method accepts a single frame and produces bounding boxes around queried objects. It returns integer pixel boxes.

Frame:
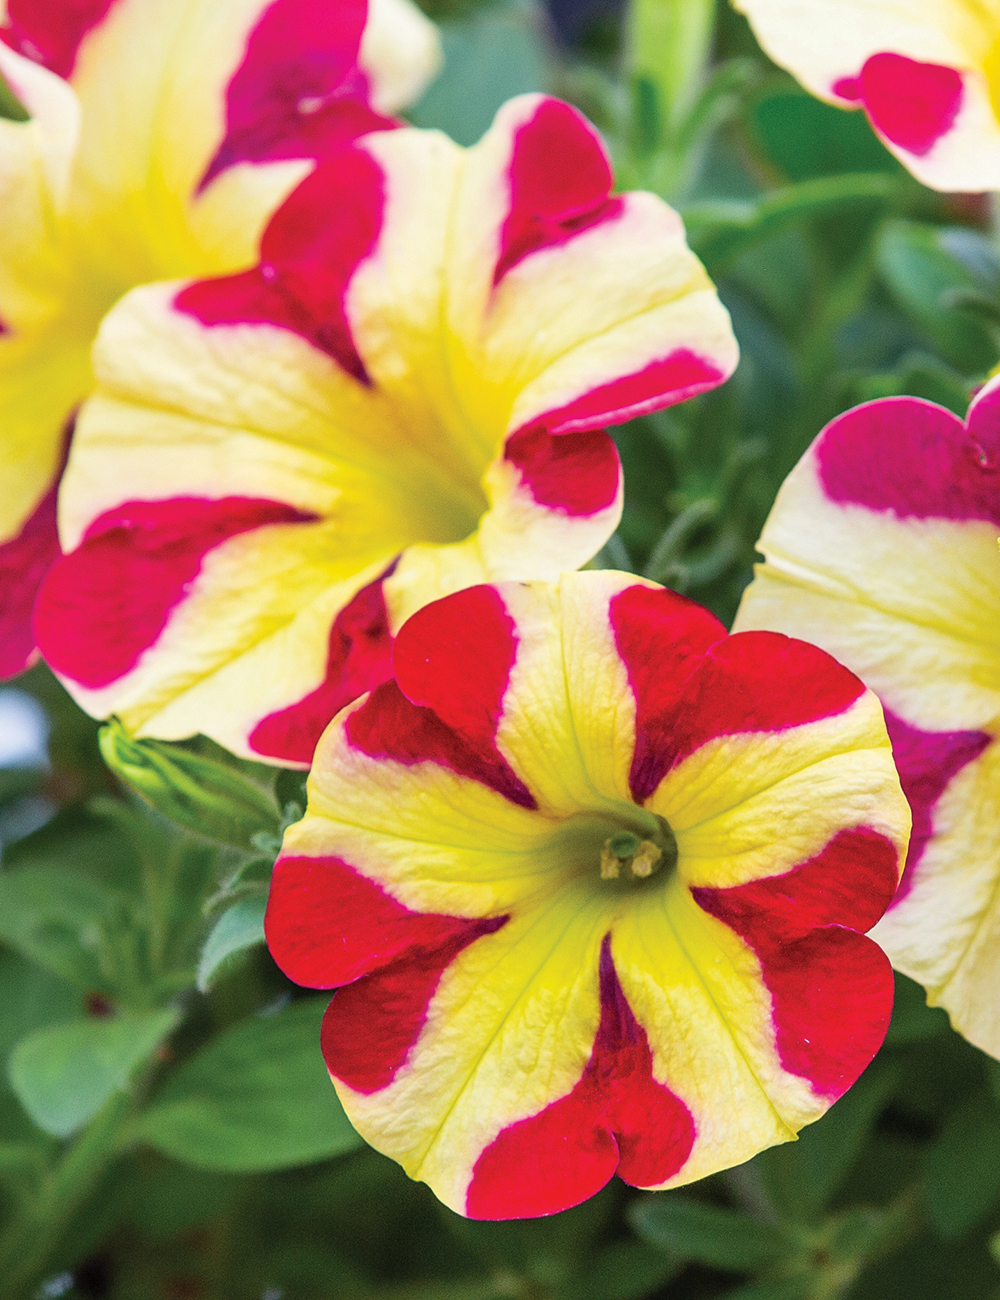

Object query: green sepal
[196,896,268,994]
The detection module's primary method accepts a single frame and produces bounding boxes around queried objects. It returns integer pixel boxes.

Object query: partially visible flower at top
[735,378,1000,1057]
[265,571,910,1219]
[33,94,739,767]
[0,0,441,679]
[733,0,1000,191]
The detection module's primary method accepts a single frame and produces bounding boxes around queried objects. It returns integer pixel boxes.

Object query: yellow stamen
[600,842,621,879]
[630,840,662,878]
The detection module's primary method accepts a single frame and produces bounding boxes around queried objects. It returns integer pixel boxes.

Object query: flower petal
[0,451,60,679]
[0,0,438,679]
[359,0,443,115]
[736,383,1000,1055]
[267,572,908,1215]
[464,936,695,1219]
[735,396,1000,731]
[0,327,86,679]
[733,0,1000,190]
[43,99,732,759]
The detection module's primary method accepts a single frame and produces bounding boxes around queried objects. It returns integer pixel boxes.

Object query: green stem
[0,1091,133,1300]
[626,0,716,137]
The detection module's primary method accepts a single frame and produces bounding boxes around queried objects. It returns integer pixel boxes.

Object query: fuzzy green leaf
[136,999,362,1172]
[196,896,267,993]
[8,1008,179,1138]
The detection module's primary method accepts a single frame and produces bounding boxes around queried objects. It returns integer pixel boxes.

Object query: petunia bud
[99,718,279,849]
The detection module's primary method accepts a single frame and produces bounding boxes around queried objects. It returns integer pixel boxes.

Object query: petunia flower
[735,379,1000,1057]
[33,95,739,767]
[0,0,441,679]
[264,570,910,1219]
[733,0,1000,191]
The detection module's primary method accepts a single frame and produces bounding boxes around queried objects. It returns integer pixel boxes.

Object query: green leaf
[629,1194,793,1271]
[273,766,308,820]
[558,1240,683,1300]
[0,866,135,995]
[99,718,279,849]
[937,226,1000,297]
[196,895,267,993]
[686,172,895,272]
[4,803,145,897]
[885,972,951,1045]
[751,86,897,181]
[0,951,82,1063]
[875,220,999,373]
[123,1161,236,1240]
[717,1282,813,1300]
[0,1143,47,1199]
[8,1008,180,1138]
[0,766,45,809]
[136,998,363,1172]
[853,353,974,419]
[925,1097,1000,1240]
[755,1060,900,1222]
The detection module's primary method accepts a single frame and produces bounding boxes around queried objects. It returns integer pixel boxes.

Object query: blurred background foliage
[3,0,1000,1295]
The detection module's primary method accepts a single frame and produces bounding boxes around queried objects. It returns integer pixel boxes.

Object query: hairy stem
[0,1090,133,1299]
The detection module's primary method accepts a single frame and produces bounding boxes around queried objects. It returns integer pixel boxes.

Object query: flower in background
[733,0,1000,191]
[265,571,909,1219]
[0,0,441,680]
[34,95,739,767]
[735,380,1000,1057]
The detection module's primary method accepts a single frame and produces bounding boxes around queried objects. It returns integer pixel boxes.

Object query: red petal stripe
[858,52,963,156]
[1,0,116,79]
[883,709,991,906]
[692,827,899,1098]
[607,584,727,804]
[494,98,622,286]
[392,585,519,749]
[502,426,620,516]
[34,496,315,688]
[611,583,865,804]
[0,421,70,680]
[816,396,1000,525]
[321,913,506,1094]
[198,0,393,190]
[248,563,397,765]
[266,852,503,988]
[523,350,728,438]
[345,680,536,809]
[178,148,384,385]
[465,935,695,1219]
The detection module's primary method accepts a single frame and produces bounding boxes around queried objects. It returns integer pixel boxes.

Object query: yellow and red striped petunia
[736,379,1000,1058]
[733,0,1000,191]
[34,95,739,766]
[265,570,910,1219]
[0,0,440,679]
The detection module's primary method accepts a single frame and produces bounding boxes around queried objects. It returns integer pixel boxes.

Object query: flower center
[595,815,678,885]
[547,808,680,892]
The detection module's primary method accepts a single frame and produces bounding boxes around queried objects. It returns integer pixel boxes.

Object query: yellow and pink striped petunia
[34,95,739,766]
[733,0,1000,191]
[735,380,1000,1057]
[265,570,910,1219]
[0,0,440,679]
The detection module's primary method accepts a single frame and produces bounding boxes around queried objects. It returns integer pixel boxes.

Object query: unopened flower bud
[99,718,279,849]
